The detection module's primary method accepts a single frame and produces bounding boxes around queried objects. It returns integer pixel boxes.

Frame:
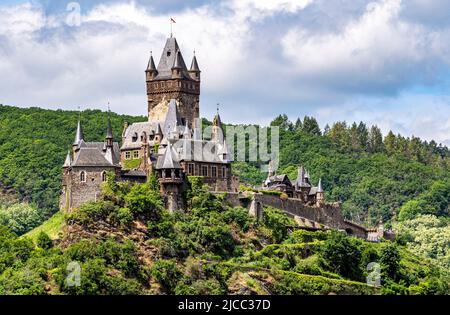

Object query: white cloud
[0,0,449,146]
[281,0,450,93]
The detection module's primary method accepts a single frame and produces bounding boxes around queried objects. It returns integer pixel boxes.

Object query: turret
[189,53,201,81]
[156,143,184,213]
[105,111,113,148]
[145,51,158,81]
[171,50,183,79]
[316,178,324,206]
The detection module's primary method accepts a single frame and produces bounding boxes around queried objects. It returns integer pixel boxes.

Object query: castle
[60,36,392,241]
[61,36,238,213]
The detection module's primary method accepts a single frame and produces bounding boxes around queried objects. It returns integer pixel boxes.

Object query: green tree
[320,231,363,281]
[380,242,400,281]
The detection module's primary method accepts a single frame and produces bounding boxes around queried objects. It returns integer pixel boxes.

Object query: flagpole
[170,17,172,38]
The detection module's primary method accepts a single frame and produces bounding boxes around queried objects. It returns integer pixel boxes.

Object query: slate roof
[163,99,182,137]
[190,55,200,72]
[147,53,157,72]
[154,37,192,81]
[71,142,120,167]
[156,143,181,169]
[122,169,147,177]
[317,178,324,193]
[73,119,84,145]
[121,121,159,150]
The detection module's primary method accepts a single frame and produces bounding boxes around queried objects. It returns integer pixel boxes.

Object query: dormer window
[132,133,138,142]
[167,51,171,57]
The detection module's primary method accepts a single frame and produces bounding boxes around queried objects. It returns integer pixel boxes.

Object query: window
[132,133,138,142]
[201,165,208,177]
[223,166,227,178]
[80,171,86,183]
[102,171,107,182]
[133,151,139,159]
[188,163,194,175]
[212,166,217,177]
[125,151,131,159]
[167,51,171,57]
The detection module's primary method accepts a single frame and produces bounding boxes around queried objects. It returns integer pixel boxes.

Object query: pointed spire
[172,50,183,69]
[159,142,181,169]
[147,51,157,71]
[73,111,84,146]
[190,53,200,72]
[183,120,191,139]
[297,166,305,182]
[106,107,113,140]
[213,104,222,127]
[63,150,72,167]
[317,178,323,193]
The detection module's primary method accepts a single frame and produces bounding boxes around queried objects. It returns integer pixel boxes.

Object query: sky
[0,0,449,146]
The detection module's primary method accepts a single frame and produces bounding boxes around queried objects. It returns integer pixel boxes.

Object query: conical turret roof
[317,178,324,193]
[106,112,113,139]
[73,116,84,145]
[172,50,183,70]
[147,52,157,72]
[157,142,181,169]
[63,151,72,167]
[190,55,200,72]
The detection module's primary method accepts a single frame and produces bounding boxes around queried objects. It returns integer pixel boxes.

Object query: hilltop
[1,177,448,295]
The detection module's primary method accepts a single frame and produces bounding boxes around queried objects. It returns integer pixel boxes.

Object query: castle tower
[146,37,200,126]
[316,178,324,206]
[104,112,118,166]
[156,142,184,212]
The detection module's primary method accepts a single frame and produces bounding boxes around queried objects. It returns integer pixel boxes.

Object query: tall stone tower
[145,37,201,127]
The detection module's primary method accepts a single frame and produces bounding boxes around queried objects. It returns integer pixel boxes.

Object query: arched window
[102,171,107,182]
[80,171,86,183]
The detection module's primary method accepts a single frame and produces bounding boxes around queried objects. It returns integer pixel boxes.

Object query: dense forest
[0,104,449,291]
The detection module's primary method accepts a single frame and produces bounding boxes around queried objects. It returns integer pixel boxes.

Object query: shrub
[150,259,183,293]
[319,231,363,281]
[36,231,52,249]
[263,207,295,243]
[124,183,163,218]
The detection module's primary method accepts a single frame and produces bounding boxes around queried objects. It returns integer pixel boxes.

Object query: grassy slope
[23,211,65,241]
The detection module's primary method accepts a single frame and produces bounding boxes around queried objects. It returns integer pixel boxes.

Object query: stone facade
[61,166,119,212]
[146,37,200,126]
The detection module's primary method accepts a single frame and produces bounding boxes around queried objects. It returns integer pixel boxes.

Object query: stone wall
[61,166,118,212]
[147,80,200,125]
[222,192,369,239]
